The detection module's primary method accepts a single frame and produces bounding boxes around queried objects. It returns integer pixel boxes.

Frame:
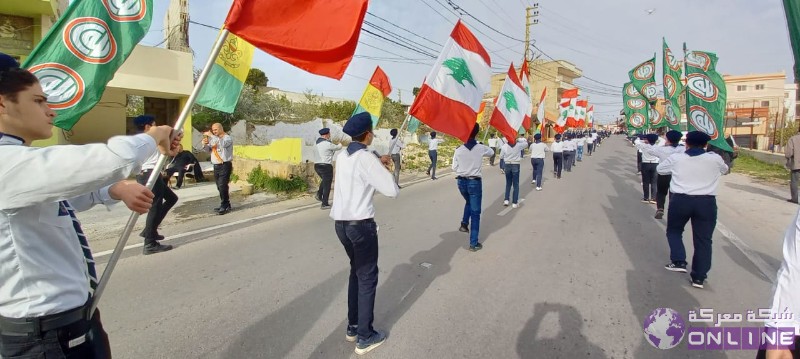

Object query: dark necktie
[61,201,98,295]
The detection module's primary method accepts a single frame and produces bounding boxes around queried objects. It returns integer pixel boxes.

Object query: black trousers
[637,152,643,173]
[640,162,658,200]
[214,162,232,209]
[315,163,334,206]
[0,309,111,359]
[656,174,672,210]
[666,194,717,281]
[165,161,206,188]
[563,151,574,172]
[137,171,178,244]
[489,147,497,165]
[552,152,563,178]
[335,219,379,341]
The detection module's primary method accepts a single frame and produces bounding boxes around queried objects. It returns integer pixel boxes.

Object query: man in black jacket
[165,144,207,188]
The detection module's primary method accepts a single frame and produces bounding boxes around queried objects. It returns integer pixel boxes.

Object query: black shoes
[315,194,322,202]
[216,206,232,215]
[664,262,688,273]
[143,242,173,255]
[139,231,165,241]
[355,330,386,355]
[468,243,483,252]
[459,223,469,232]
[690,278,704,289]
[655,209,664,219]
[321,204,331,210]
[346,325,358,343]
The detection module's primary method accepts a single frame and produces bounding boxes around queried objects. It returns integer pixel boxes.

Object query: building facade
[723,72,786,150]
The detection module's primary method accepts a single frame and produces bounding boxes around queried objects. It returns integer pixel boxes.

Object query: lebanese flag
[576,99,588,127]
[489,63,530,145]
[560,88,579,128]
[519,61,533,131]
[587,105,595,128]
[536,88,547,122]
[224,0,368,79]
[409,21,492,142]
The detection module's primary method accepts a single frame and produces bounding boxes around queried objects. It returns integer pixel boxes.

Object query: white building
[785,83,798,123]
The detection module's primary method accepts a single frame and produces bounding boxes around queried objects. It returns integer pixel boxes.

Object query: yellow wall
[233,138,303,164]
[68,90,126,145]
[180,97,192,149]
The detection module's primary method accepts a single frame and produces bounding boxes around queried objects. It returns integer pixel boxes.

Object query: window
[761,101,770,107]
[756,84,765,90]
[737,85,747,91]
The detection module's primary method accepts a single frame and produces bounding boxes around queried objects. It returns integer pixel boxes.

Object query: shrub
[246,165,308,193]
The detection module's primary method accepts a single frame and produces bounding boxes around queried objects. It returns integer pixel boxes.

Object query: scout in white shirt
[576,134,587,161]
[330,112,397,355]
[529,133,549,190]
[487,133,499,166]
[562,135,576,172]
[314,127,342,209]
[499,136,528,207]
[657,131,728,289]
[759,207,800,359]
[551,134,565,179]
[641,130,686,219]
[0,53,179,358]
[389,128,405,186]
[452,124,495,251]
[636,134,661,203]
[427,131,445,180]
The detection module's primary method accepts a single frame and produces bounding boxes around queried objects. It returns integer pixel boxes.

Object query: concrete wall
[107,46,194,98]
[741,148,786,166]
[68,89,127,145]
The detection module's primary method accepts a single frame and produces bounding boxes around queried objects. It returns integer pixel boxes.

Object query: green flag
[623,82,648,132]
[783,0,800,82]
[406,116,421,133]
[22,0,153,130]
[662,38,683,131]
[684,47,733,152]
[628,55,658,105]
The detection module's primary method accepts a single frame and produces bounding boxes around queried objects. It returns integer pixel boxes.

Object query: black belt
[336,218,375,226]
[456,176,481,180]
[0,304,86,336]
[213,162,232,166]
[671,193,715,199]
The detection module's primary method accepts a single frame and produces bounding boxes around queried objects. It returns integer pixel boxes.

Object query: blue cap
[645,134,659,144]
[666,130,682,143]
[319,128,330,135]
[343,112,372,137]
[555,134,562,140]
[133,115,155,127]
[686,131,711,146]
[534,133,542,140]
[0,53,19,72]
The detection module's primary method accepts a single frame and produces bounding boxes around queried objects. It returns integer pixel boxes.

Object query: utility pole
[525,4,540,134]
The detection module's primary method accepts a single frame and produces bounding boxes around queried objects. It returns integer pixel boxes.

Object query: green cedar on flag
[684,45,733,152]
[662,38,684,131]
[628,55,658,105]
[22,0,154,130]
[623,82,648,132]
[783,0,800,82]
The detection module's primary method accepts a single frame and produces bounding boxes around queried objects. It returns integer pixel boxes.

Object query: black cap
[666,130,682,144]
[0,52,19,72]
[685,131,711,146]
[133,115,155,127]
[645,134,659,145]
[343,112,372,137]
[319,128,330,135]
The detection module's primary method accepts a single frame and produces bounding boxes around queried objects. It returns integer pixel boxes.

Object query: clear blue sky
[139,0,794,125]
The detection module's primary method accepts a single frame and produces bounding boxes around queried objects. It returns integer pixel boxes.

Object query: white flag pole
[88,29,232,318]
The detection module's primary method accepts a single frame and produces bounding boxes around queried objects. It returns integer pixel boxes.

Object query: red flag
[520,61,532,131]
[224,0,368,79]
[369,66,392,97]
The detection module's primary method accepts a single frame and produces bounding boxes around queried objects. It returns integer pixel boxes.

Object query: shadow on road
[725,182,786,202]
[516,302,609,359]
[219,269,349,359]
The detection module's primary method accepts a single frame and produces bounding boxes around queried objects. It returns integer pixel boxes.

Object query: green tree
[245,68,268,89]
[379,98,407,129]
[318,100,356,121]
[126,95,143,117]
[412,87,421,96]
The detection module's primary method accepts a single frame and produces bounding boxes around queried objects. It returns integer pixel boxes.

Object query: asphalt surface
[98,136,792,359]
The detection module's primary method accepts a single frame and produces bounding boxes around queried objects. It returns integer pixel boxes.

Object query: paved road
[97,136,791,358]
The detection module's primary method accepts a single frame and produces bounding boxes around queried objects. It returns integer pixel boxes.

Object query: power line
[366,11,443,48]
[362,29,438,58]
[363,20,441,54]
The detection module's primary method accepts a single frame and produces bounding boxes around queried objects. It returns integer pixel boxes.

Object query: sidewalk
[81,169,452,253]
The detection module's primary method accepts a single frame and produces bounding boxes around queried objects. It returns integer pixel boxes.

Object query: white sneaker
[531,180,535,184]
[503,200,509,206]
[536,187,542,191]
[512,203,519,209]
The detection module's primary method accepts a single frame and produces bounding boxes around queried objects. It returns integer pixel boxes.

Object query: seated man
[165,144,206,188]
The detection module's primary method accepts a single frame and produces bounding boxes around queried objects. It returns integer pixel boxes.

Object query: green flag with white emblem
[623,82,648,132]
[662,38,683,131]
[628,55,658,105]
[22,0,154,130]
[683,45,733,152]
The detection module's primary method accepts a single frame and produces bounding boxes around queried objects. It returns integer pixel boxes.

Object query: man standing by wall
[389,129,405,187]
[315,128,342,209]
[427,131,444,180]
[785,129,800,204]
[202,123,233,215]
